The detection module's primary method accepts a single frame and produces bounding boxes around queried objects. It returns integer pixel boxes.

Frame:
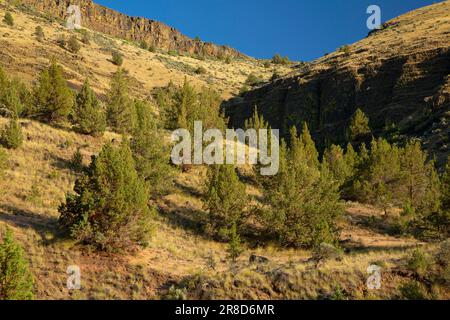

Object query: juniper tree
[0,147,7,180]
[196,86,227,131]
[358,138,402,214]
[158,80,226,134]
[67,35,81,54]
[400,140,441,215]
[131,99,174,197]
[263,127,342,248]
[106,69,135,133]
[59,141,154,252]
[156,83,177,130]
[139,41,148,50]
[33,60,73,123]
[244,106,269,133]
[0,228,34,300]
[73,80,106,136]
[1,117,23,150]
[111,50,123,66]
[80,29,90,45]
[0,66,31,118]
[3,12,14,27]
[422,157,450,238]
[323,144,352,187]
[34,26,44,42]
[344,143,359,170]
[202,165,248,241]
[300,123,319,168]
[173,79,197,131]
[349,108,371,143]
[227,223,243,263]
[442,157,450,213]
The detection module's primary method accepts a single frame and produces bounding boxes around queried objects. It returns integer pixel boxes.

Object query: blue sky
[94,0,437,61]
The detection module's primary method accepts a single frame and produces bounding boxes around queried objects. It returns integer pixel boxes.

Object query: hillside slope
[224,1,450,166]
[0,3,292,100]
[18,0,244,59]
[2,117,447,300]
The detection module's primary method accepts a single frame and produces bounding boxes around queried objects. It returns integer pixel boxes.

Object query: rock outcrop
[18,0,245,58]
[224,2,450,165]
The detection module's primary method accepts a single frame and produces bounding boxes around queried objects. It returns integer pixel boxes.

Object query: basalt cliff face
[224,1,450,165]
[18,0,244,58]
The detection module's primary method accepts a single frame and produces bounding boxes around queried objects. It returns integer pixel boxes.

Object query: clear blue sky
[94,0,437,61]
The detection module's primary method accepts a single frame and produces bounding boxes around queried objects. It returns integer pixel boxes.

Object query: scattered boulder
[249,254,270,264]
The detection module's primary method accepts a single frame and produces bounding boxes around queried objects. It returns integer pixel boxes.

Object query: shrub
[0,147,7,179]
[139,41,148,50]
[106,69,135,133]
[67,35,81,53]
[0,228,34,300]
[407,248,432,276]
[330,285,347,300]
[70,148,83,172]
[56,34,66,49]
[131,99,174,197]
[148,43,156,53]
[312,243,343,262]
[80,29,90,45]
[73,80,106,136]
[0,117,23,150]
[262,126,343,248]
[164,285,187,300]
[34,26,44,42]
[195,66,207,75]
[339,45,351,55]
[59,141,154,252]
[435,240,450,284]
[202,165,248,240]
[245,73,261,86]
[348,108,371,142]
[33,60,73,123]
[323,144,353,188]
[111,50,123,66]
[272,54,290,65]
[157,79,226,133]
[3,12,14,27]
[399,281,429,300]
[239,84,249,95]
[227,223,244,263]
[0,68,31,118]
[244,106,269,132]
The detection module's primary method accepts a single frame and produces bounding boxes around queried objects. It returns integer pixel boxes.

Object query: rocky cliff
[18,0,244,58]
[224,1,450,165]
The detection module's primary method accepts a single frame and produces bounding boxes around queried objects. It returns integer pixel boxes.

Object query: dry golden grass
[0,1,449,300]
[0,4,292,101]
[0,117,448,300]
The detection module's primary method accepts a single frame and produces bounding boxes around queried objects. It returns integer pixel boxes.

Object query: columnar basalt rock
[223,2,450,166]
[18,0,245,59]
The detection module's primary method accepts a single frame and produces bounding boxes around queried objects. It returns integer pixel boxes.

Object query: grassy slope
[0,4,292,101]
[1,117,447,300]
[0,3,449,300]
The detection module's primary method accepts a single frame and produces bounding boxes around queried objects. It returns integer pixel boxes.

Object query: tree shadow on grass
[173,181,203,198]
[339,237,418,255]
[0,204,61,245]
[157,200,209,240]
